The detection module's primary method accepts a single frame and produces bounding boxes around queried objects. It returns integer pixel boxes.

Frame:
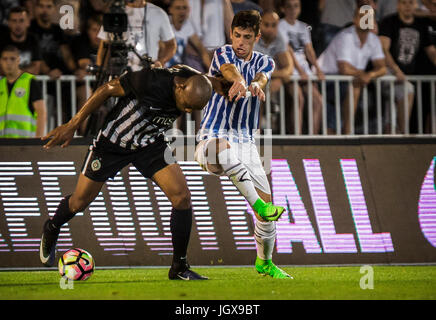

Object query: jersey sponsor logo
[152,115,177,126]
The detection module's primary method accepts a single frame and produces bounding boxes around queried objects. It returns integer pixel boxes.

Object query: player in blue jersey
[195,10,292,279]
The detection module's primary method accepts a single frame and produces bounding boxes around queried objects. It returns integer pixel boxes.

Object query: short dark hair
[231,10,261,35]
[36,0,57,6]
[87,14,103,28]
[8,6,28,20]
[1,45,20,57]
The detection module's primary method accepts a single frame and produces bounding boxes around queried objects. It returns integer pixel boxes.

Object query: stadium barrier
[0,137,435,268]
[35,74,436,137]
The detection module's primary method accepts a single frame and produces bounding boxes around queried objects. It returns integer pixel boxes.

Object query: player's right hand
[228,79,247,102]
[41,123,76,150]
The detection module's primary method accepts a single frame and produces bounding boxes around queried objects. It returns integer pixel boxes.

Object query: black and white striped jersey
[96,66,197,150]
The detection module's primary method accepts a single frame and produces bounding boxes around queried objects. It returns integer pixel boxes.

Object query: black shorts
[81,135,176,182]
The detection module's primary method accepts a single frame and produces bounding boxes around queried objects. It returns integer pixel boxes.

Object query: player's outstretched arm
[220,63,246,102]
[41,78,126,149]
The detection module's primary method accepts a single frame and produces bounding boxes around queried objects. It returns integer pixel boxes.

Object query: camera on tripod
[85,0,153,136]
[88,0,153,79]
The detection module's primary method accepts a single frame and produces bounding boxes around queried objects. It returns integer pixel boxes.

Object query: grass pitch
[0,265,435,300]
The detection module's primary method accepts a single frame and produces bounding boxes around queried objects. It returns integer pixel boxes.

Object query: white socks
[217,147,276,261]
[217,148,260,206]
[254,220,276,261]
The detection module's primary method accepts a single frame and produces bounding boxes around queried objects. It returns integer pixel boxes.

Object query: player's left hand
[248,82,265,102]
[41,122,76,149]
[228,79,247,102]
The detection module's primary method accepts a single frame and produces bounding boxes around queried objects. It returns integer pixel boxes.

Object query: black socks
[49,197,193,269]
[170,207,193,268]
[50,195,74,230]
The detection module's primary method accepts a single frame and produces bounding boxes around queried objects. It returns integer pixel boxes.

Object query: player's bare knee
[170,190,191,210]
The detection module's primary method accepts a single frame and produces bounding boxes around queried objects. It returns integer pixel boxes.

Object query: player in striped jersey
[39,64,225,280]
[195,10,292,279]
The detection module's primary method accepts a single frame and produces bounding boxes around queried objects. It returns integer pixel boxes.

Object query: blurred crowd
[0,0,435,137]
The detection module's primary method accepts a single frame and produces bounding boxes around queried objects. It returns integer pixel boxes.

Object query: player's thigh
[195,138,230,175]
[69,173,105,213]
[151,163,191,210]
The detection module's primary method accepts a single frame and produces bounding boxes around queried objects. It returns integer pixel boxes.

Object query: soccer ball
[58,248,95,281]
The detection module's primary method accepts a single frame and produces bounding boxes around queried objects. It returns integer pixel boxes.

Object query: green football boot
[253,199,285,222]
[255,257,293,279]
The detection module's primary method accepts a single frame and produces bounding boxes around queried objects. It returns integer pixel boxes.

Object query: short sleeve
[208,46,235,76]
[256,54,275,80]
[29,78,42,114]
[275,33,288,56]
[158,10,175,42]
[301,22,312,45]
[379,15,394,39]
[420,19,433,48]
[29,78,42,102]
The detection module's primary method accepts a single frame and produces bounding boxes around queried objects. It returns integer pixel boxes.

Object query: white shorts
[195,138,271,195]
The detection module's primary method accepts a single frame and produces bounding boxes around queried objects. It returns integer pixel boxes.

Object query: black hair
[1,45,20,56]
[8,6,28,20]
[231,10,261,36]
[36,0,57,6]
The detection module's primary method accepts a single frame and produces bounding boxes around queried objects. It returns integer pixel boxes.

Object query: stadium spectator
[79,0,110,34]
[0,6,41,75]
[416,0,436,133]
[254,10,294,132]
[230,0,263,14]
[318,0,356,53]
[96,0,176,70]
[279,0,324,135]
[192,0,234,52]
[167,0,211,69]
[72,14,102,75]
[379,0,436,133]
[0,45,46,138]
[318,6,386,135]
[31,0,76,79]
